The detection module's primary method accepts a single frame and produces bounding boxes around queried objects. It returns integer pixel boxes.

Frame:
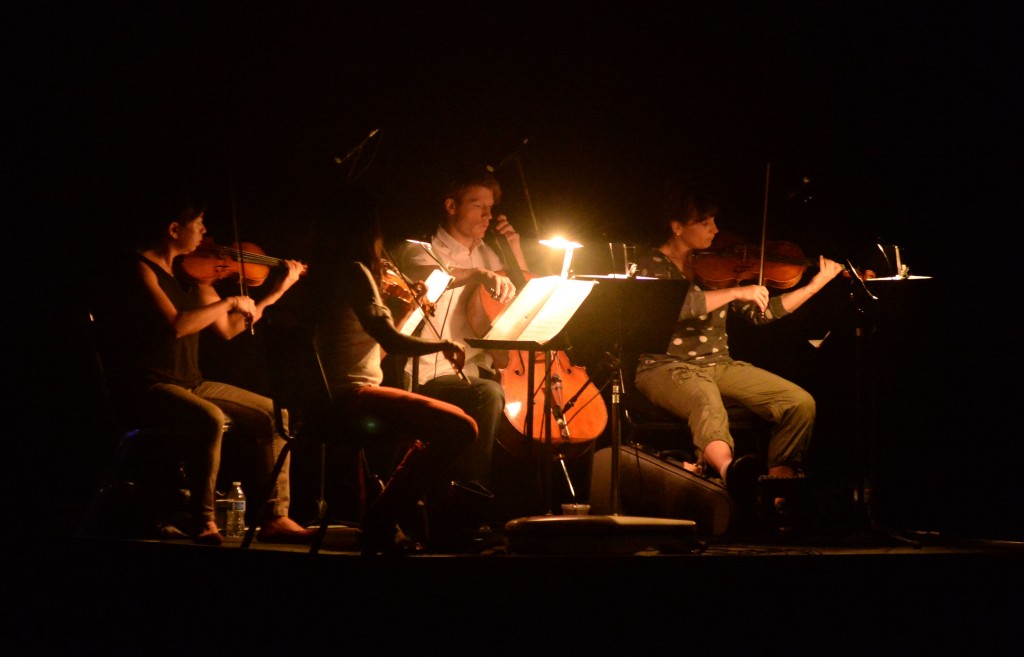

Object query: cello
[467,226,608,461]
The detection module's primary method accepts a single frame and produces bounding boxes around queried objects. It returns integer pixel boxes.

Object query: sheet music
[394,268,453,336]
[517,278,595,343]
[396,307,425,336]
[423,268,454,302]
[483,276,596,345]
[485,276,557,341]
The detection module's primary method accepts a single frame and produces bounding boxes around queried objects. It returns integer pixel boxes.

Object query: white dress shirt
[401,225,505,383]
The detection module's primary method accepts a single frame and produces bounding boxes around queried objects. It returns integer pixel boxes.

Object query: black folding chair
[77,309,233,539]
[241,308,380,554]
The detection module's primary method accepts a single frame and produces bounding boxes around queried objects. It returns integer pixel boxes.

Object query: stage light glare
[539,237,583,250]
[540,237,583,278]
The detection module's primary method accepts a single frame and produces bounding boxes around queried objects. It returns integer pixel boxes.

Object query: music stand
[483,275,698,555]
[566,275,691,511]
[846,271,934,546]
[466,275,596,514]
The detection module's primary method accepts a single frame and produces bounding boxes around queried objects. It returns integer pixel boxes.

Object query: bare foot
[258,516,315,543]
[194,520,224,546]
[262,516,308,534]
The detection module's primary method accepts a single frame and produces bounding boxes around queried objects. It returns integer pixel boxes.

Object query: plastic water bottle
[224,481,246,539]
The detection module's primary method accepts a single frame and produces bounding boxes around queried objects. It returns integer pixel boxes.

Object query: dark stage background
[9,4,1021,540]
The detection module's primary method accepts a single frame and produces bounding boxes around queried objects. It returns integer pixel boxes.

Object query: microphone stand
[334,128,381,182]
[487,137,541,238]
[559,355,616,418]
[845,264,920,547]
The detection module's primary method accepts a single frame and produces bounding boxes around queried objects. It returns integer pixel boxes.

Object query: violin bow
[382,244,430,293]
[227,171,254,335]
[758,162,770,287]
[405,239,451,277]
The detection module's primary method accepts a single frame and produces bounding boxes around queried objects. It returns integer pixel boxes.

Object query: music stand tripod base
[504,514,698,555]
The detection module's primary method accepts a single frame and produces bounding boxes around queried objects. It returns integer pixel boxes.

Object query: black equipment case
[590,443,734,537]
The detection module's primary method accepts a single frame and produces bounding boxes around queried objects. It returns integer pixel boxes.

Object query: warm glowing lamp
[539,237,583,278]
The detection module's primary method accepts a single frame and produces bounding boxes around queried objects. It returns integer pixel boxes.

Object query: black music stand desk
[472,275,698,555]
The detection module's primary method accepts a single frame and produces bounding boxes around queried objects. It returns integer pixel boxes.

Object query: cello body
[496,346,608,460]
[466,265,608,461]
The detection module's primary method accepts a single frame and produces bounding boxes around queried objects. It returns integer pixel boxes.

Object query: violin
[691,232,813,290]
[380,259,436,324]
[691,164,857,292]
[178,237,307,287]
[691,231,855,290]
[379,255,469,382]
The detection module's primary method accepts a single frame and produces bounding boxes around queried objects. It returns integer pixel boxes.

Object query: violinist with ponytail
[304,185,476,554]
[634,175,843,514]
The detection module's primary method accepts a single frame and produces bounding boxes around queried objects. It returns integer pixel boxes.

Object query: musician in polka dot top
[634,178,843,512]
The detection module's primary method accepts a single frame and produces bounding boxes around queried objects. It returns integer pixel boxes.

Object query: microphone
[334,128,381,165]
[785,175,812,202]
[551,405,571,440]
[486,136,531,173]
[550,374,571,440]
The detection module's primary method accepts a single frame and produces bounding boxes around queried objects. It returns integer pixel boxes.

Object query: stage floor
[8,520,1024,656]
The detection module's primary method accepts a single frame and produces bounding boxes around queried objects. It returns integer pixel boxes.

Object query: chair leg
[309,447,380,555]
[78,428,188,539]
[241,439,293,549]
[240,439,387,553]
[357,447,385,519]
[310,501,330,555]
[77,430,138,537]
